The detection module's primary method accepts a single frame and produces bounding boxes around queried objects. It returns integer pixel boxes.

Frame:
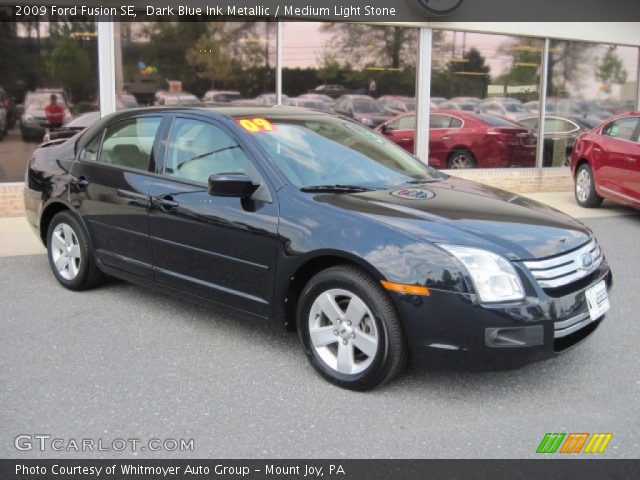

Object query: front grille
[523,240,603,289]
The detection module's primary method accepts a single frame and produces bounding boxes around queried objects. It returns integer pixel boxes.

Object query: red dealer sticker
[235,118,276,133]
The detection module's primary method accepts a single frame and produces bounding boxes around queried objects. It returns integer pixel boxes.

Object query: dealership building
[1,17,639,216]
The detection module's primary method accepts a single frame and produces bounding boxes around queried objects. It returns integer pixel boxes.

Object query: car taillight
[487,129,518,144]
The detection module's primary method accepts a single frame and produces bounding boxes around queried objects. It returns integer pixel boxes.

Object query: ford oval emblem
[390,188,436,201]
[580,252,594,270]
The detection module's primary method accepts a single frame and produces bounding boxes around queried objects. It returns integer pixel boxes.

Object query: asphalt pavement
[1,214,639,459]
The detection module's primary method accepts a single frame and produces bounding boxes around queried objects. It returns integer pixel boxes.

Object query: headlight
[439,245,525,303]
[24,115,35,124]
[359,117,374,126]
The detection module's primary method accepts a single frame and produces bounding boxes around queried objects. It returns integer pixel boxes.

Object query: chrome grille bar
[523,240,602,289]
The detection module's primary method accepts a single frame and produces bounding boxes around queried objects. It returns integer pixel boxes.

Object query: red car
[570,112,640,209]
[376,110,536,169]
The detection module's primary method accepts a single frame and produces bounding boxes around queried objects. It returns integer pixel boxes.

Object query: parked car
[478,100,530,121]
[438,101,478,112]
[310,84,346,99]
[42,111,101,143]
[203,90,242,104]
[157,93,202,106]
[333,94,392,127]
[450,96,482,105]
[570,112,640,209]
[290,98,333,112]
[376,110,537,168]
[518,114,600,166]
[20,91,72,141]
[25,106,612,390]
[377,96,416,115]
[0,85,15,134]
[233,93,293,106]
[298,93,335,105]
[430,97,448,106]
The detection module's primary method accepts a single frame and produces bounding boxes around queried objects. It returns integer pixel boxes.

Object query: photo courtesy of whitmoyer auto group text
[0,0,639,478]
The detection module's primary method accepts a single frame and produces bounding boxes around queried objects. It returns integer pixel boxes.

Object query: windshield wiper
[300,184,378,193]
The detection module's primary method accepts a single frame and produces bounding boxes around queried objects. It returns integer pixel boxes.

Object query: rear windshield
[475,114,521,127]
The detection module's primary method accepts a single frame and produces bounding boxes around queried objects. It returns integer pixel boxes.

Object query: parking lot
[1,211,639,459]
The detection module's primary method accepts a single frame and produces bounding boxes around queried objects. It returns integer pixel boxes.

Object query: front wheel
[574,163,603,208]
[297,265,407,390]
[47,211,103,290]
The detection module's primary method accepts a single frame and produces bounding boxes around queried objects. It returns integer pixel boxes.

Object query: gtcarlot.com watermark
[15,434,194,453]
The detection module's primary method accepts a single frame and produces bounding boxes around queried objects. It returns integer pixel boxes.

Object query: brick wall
[0,168,573,217]
[0,183,25,217]
[445,167,573,193]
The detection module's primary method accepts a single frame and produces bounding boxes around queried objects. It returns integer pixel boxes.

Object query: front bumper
[392,262,612,369]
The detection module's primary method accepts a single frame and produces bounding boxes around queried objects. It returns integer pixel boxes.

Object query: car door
[70,113,165,279]
[429,114,462,168]
[598,117,640,199]
[383,114,415,153]
[148,114,279,317]
[623,120,640,198]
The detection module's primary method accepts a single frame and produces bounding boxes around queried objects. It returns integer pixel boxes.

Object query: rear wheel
[575,163,603,208]
[47,211,103,290]
[297,265,407,390]
[447,149,477,169]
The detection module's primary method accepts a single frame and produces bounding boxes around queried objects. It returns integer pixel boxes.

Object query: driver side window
[164,118,250,184]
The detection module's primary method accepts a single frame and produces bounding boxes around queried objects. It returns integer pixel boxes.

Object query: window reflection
[0,21,99,182]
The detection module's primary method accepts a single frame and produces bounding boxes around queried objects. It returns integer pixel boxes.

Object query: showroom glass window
[430,30,544,169]
[114,21,276,109]
[164,118,250,183]
[281,22,418,146]
[544,40,639,167]
[0,21,100,182]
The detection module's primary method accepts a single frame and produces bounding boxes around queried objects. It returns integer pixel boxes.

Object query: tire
[447,149,477,169]
[297,265,407,390]
[574,163,603,208]
[46,211,103,290]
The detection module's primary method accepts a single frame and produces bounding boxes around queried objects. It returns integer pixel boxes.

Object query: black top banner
[2,0,640,22]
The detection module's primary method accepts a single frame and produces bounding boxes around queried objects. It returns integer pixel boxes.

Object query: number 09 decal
[236,118,276,133]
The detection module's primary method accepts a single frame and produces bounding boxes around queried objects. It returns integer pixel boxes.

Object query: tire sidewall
[47,212,93,289]
[297,271,391,389]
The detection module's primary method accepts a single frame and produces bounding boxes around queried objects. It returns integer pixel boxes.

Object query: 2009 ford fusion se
[25,107,612,390]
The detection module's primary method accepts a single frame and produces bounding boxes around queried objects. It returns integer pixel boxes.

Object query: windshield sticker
[236,118,276,133]
[390,188,436,201]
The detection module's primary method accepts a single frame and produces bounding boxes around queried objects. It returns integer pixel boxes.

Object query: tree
[447,48,490,98]
[46,36,91,101]
[595,46,628,86]
[321,24,417,69]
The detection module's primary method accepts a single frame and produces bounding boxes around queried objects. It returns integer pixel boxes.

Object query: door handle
[627,157,637,163]
[442,136,451,140]
[117,189,151,207]
[151,195,180,211]
[72,176,90,189]
[593,147,602,153]
[400,137,411,141]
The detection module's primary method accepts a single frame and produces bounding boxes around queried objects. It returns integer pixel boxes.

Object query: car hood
[314,177,591,261]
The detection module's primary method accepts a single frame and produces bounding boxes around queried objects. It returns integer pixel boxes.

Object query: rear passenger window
[164,118,250,184]
[602,117,639,141]
[98,117,161,170]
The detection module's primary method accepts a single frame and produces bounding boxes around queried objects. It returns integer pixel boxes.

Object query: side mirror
[208,173,259,198]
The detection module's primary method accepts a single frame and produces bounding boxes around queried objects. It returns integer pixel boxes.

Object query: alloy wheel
[50,223,82,280]
[576,168,591,203]
[308,289,379,375]
[449,153,473,169]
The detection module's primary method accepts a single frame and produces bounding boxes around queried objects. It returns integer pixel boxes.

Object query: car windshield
[352,100,385,114]
[26,95,67,110]
[475,113,521,127]
[505,103,529,113]
[247,116,442,189]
